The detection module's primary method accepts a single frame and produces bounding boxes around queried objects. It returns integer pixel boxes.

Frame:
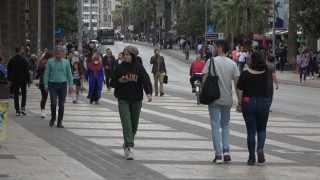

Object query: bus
[97,27,115,45]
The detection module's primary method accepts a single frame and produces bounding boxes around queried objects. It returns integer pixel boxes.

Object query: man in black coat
[7,46,31,116]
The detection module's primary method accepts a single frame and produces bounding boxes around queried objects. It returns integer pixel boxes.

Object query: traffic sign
[206,26,215,34]
[206,33,224,40]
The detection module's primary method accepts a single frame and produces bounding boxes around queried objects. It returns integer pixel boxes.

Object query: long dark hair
[72,61,83,76]
[38,51,53,68]
[249,51,267,71]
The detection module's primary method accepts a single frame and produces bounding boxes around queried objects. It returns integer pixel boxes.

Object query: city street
[1,42,320,179]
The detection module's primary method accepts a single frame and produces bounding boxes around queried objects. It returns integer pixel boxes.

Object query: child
[72,62,83,103]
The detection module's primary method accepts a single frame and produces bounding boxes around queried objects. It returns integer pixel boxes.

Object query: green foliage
[176,1,206,37]
[293,0,320,37]
[212,0,270,38]
[56,0,78,35]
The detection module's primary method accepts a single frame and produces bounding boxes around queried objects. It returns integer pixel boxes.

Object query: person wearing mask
[110,45,152,160]
[236,51,272,165]
[102,48,116,90]
[44,46,73,128]
[202,40,240,164]
[189,56,205,92]
[85,52,104,104]
[36,51,53,118]
[7,46,31,116]
[150,49,167,96]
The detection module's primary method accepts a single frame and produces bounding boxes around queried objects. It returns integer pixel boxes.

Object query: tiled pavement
[0,84,320,179]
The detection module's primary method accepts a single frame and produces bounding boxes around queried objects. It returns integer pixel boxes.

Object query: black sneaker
[192,88,196,93]
[57,124,64,128]
[49,119,55,127]
[160,92,164,96]
[223,149,231,162]
[257,149,265,163]
[247,158,256,165]
[16,112,21,116]
[213,155,223,164]
[20,107,26,116]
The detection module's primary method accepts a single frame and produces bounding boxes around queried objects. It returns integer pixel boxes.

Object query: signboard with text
[206,33,224,40]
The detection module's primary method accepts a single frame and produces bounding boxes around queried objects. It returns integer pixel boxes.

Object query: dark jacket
[102,54,116,71]
[110,61,152,101]
[7,54,31,83]
[150,55,167,74]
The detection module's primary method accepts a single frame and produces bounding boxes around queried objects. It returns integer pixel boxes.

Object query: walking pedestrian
[36,51,53,118]
[110,45,152,160]
[72,61,84,103]
[85,52,104,104]
[236,51,272,165]
[102,48,116,90]
[44,46,74,128]
[201,40,240,164]
[184,43,190,61]
[150,49,167,96]
[0,56,7,79]
[7,46,31,116]
[237,46,247,73]
[298,50,309,83]
[266,56,279,110]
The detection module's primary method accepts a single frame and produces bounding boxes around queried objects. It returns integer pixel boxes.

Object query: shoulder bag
[199,58,220,105]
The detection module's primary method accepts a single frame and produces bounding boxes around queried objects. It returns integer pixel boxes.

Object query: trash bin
[0,100,9,141]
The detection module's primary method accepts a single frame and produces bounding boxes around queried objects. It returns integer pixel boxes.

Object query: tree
[212,0,270,48]
[176,1,206,39]
[56,0,78,36]
[287,0,298,64]
[293,0,320,51]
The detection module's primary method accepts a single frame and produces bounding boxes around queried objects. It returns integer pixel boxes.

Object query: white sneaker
[307,76,310,80]
[312,76,314,80]
[41,109,46,118]
[124,146,134,160]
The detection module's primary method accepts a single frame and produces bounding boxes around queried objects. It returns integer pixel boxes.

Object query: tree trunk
[42,0,54,51]
[163,0,172,49]
[30,0,38,54]
[152,1,157,46]
[0,0,10,64]
[287,0,297,65]
[306,35,317,52]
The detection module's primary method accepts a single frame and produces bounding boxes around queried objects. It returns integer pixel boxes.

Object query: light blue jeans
[208,103,232,156]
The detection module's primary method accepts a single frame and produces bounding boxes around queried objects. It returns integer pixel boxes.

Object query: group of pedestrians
[297,50,320,83]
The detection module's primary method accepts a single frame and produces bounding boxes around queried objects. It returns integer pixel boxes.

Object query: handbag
[199,58,220,105]
[0,72,10,99]
[163,74,168,84]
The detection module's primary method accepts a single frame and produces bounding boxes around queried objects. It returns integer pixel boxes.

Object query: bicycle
[195,79,202,105]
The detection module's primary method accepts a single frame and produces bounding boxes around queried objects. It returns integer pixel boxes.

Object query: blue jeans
[239,61,246,73]
[242,97,270,159]
[208,103,232,156]
[48,82,67,123]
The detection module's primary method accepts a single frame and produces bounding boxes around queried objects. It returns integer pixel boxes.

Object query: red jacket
[190,60,205,76]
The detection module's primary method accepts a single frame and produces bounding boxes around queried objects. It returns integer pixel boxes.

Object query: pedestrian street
[12,85,320,179]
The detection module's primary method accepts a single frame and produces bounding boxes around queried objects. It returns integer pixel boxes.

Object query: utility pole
[205,0,208,45]
[272,0,276,56]
[37,0,41,55]
[53,0,56,49]
[78,0,83,55]
[89,0,93,39]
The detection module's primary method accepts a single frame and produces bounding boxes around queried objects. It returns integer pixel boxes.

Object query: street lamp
[77,0,83,55]
[205,0,208,45]
[37,0,41,55]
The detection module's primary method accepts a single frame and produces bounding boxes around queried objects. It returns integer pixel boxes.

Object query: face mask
[93,61,99,64]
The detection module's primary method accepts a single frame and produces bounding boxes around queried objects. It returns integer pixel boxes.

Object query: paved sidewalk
[131,41,320,88]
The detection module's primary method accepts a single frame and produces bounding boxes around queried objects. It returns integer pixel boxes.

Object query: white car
[89,40,101,50]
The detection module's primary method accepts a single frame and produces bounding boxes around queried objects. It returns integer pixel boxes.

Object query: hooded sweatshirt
[111,60,152,101]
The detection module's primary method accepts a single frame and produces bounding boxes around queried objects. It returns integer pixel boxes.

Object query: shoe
[73,100,76,103]
[124,146,134,160]
[160,92,164,96]
[223,150,231,162]
[90,100,93,104]
[49,119,55,127]
[20,107,26,116]
[307,76,310,80]
[95,101,99,105]
[41,109,46,118]
[257,149,265,163]
[57,124,64,128]
[192,88,196,93]
[213,155,223,164]
[247,158,256,165]
[16,112,21,116]
[155,93,158,96]
[312,76,314,80]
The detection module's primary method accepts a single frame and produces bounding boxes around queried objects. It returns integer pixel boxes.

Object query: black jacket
[150,55,167,74]
[7,54,31,83]
[102,54,116,71]
[111,61,152,101]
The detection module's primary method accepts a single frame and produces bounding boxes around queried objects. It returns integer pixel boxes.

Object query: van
[114,30,125,40]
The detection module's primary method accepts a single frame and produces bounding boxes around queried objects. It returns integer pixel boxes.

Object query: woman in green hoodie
[111,45,152,160]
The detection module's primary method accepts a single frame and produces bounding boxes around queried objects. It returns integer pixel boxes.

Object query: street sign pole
[205,0,208,45]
